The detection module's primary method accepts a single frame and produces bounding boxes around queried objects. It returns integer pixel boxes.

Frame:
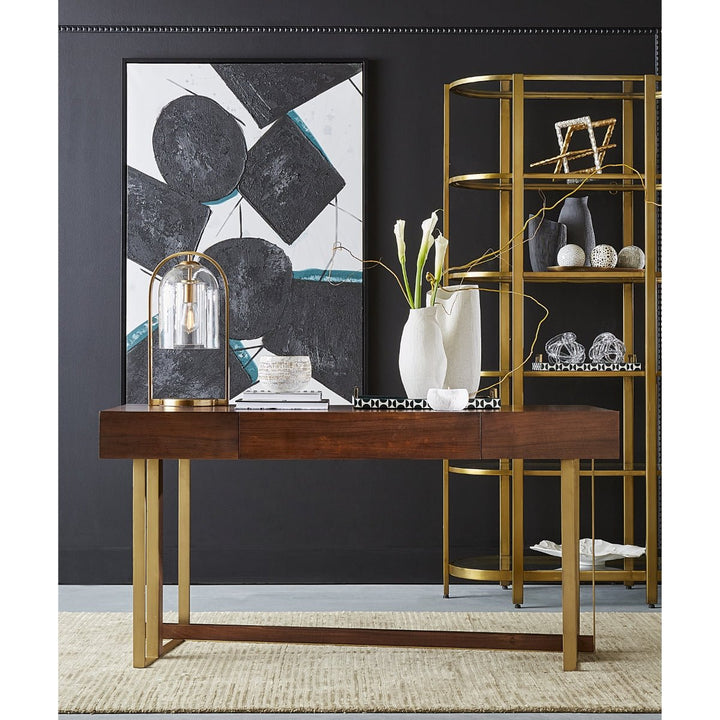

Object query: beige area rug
[59,611,660,713]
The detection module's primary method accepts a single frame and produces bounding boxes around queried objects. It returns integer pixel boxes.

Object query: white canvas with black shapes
[125,61,364,405]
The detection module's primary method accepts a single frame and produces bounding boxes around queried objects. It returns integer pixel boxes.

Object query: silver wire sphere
[545,332,586,364]
[589,332,626,363]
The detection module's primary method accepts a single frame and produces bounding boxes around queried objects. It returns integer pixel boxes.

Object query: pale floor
[59,583,661,720]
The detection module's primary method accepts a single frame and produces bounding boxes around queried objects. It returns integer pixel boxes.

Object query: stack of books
[234,388,329,411]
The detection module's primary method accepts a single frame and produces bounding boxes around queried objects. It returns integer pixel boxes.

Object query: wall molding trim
[59,25,660,35]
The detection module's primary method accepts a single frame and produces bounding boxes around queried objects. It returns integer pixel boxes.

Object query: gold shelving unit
[442,74,661,607]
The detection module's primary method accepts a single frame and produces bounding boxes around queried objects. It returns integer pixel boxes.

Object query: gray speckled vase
[558,196,595,266]
[527,214,568,271]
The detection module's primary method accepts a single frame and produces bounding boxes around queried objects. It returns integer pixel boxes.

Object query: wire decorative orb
[545,332,586,364]
[589,332,626,363]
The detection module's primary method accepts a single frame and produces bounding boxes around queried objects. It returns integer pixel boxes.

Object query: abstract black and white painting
[124,62,364,404]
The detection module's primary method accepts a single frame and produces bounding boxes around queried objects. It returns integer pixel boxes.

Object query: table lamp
[147,251,230,406]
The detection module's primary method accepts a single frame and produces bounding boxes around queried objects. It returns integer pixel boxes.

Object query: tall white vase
[429,285,482,396]
[398,306,447,399]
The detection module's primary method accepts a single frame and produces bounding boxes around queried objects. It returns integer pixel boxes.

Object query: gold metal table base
[133,457,590,670]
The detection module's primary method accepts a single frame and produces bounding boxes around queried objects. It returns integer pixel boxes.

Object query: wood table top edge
[99,404,619,461]
[99,403,618,415]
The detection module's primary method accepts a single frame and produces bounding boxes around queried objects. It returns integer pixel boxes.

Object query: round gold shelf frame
[447,73,661,101]
[442,72,661,606]
[448,172,660,192]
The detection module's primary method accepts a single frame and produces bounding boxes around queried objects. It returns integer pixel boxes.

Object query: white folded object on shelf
[530,538,646,570]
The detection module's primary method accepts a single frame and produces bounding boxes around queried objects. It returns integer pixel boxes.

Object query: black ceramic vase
[558,196,595,266]
[527,214,568,271]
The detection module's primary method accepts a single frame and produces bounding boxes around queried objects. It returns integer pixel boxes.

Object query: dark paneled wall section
[59,0,661,583]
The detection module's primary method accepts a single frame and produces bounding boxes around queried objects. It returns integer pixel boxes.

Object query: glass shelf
[524,370,645,377]
[448,464,648,478]
[448,74,660,102]
[448,172,659,192]
[524,270,646,283]
[446,271,660,284]
[446,271,513,282]
[448,554,658,584]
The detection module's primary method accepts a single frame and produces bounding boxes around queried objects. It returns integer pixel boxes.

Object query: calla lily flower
[394,219,406,262]
[394,218,413,306]
[391,211,446,309]
[414,211,439,308]
[419,211,439,256]
[429,233,449,306]
[433,233,449,280]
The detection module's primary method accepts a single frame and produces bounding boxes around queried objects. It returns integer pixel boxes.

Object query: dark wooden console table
[99,404,618,671]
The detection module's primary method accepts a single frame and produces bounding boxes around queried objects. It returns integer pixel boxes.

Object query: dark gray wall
[59,0,661,583]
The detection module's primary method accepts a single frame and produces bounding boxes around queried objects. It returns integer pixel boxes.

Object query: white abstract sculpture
[426,388,469,412]
[530,538,646,570]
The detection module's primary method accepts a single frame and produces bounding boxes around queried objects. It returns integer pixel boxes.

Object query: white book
[239,389,323,402]
[234,399,330,411]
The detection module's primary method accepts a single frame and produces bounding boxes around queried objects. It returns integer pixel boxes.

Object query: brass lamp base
[149,398,229,408]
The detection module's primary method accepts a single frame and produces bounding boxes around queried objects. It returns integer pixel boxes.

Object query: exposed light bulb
[182,302,198,335]
[181,265,198,338]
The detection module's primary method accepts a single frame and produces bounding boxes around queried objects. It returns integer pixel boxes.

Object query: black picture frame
[122,58,367,405]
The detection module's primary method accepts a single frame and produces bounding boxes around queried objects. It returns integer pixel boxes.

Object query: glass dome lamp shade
[147,251,230,407]
[158,260,220,349]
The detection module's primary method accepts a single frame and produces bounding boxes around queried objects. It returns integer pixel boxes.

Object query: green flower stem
[429,275,440,307]
[413,244,431,309]
[400,259,414,309]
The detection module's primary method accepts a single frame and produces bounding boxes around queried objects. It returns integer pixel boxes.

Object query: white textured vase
[428,285,482,396]
[398,306,447,399]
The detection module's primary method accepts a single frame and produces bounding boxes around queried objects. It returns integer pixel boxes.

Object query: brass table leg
[146,459,164,662]
[178,459,191,624]
[511,458,524,607]
[561,458,580,671]
[132,459,147,668]
[442,459,450,598]
[132,458,188,668]
[499,460,511,588]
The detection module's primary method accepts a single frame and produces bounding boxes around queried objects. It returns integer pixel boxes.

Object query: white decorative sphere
[557,244,585,267]
[590,244,618,268]
[617,245,646,269]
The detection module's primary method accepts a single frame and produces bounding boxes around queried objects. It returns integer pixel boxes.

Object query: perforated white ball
[591,244,618,268]
[557,244,585,267]
[617,245,646,269]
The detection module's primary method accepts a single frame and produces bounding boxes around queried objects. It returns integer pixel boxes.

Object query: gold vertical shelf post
[510,74,526,607]
[644,74,659,607]
[498,78,513,587]
[442,82,451,599]
[442,77,516,596]
[621,80,636,587]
